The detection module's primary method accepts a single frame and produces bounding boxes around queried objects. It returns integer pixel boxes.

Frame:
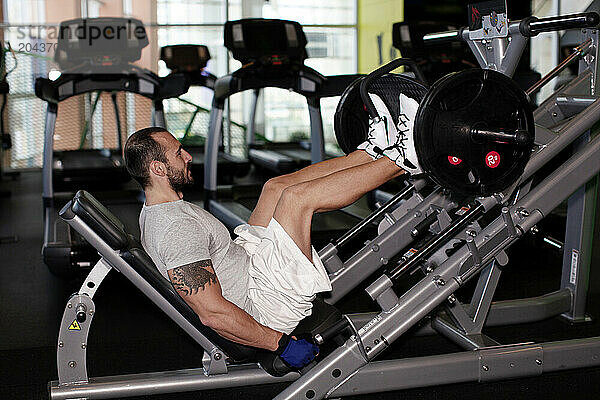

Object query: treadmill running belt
[208,198,366,248]
[248,147,311,174]
[55,150,122,170]
[53,150,130,189]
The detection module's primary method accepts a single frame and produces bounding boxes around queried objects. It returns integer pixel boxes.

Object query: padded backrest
[63,190,343,368]
[63,190,256,361]
[121,243,257,362]
[60,190,129,250]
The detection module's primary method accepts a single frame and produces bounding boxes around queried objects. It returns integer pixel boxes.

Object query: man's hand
[276,334,319,369]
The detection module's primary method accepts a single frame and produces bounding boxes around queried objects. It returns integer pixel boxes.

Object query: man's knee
[263,176,290,197]
[348,149,373,163]
[278,182,312,211]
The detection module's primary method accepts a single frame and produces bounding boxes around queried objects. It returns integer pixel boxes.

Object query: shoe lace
[378,112,409,157]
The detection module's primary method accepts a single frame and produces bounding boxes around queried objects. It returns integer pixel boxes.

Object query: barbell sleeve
[470,128,532,147]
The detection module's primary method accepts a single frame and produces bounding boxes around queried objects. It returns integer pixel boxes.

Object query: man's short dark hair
[124,127,169,188]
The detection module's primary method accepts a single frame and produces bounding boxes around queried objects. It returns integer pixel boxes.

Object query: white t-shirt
[139,199,256,315]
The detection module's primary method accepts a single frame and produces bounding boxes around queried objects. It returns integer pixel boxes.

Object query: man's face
[154,131,194,192]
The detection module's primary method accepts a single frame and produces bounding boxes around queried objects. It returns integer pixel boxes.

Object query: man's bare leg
[248,150,373,227]
[273,157,404,260]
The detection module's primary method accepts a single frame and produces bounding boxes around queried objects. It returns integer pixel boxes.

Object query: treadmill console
[161,45,211,72]
[54,17,149,70]
[392,21,476,82]
[224,18,307,66]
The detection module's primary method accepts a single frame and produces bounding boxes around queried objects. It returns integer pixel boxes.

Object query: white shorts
[233,218,332,334]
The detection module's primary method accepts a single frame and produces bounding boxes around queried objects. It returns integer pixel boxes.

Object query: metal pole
[334,183,414,248]
[526,39,592,97]
[520,97,600,183]
[388,203,485,282]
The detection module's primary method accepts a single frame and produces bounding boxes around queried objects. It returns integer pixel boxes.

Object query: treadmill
[38,17,189,276]
[232,20,326,175]
[204,18,369,246]
[47,18,152,192]
[160,44,249,184]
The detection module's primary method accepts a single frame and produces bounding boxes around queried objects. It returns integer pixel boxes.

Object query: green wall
[358,0,404,74]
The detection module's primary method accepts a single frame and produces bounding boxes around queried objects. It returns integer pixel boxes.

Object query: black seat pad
[122,243,258,362]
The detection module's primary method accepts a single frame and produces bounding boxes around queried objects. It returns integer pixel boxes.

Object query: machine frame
[49,11,600,400]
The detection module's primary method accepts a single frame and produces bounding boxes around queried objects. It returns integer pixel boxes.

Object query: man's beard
[166,162,194,192]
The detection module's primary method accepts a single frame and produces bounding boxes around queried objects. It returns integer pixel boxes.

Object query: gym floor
[1,170,600,400]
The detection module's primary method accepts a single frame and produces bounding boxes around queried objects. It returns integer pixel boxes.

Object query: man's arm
[168,259,282,351]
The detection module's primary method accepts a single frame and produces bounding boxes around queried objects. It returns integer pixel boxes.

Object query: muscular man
[123,93,421,369]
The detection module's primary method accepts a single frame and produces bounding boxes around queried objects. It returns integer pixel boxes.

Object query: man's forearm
[167,260,282,351]
[197,298,282,351]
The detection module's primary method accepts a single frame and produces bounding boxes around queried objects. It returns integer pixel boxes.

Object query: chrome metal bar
[527,39,593,97]
[388,203,484,282]
[334,182,415,248]
[329,337,600,397]
[50,365,298,400]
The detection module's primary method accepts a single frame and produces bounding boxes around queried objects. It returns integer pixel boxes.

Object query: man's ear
[149,160,167,178]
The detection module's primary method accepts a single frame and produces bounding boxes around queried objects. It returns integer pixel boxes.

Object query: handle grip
[313,318,350,345]
[360,58,426,118]
[422,29,463,44]
[423,12,599,44]
[520,12,599,37]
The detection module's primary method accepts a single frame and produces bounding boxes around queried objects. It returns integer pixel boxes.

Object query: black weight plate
[414,69,534,197]
[334,74,428,155]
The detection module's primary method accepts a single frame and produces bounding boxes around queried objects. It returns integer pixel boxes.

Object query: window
[3,0,49,168]
[1,0,357,169]
[156,0,357,156]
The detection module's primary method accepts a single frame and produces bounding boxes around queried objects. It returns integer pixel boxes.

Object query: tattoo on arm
[170,260,218,296]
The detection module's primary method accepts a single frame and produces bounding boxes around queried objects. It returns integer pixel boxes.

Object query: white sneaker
[356,93,398,160]
[381,93,424,175]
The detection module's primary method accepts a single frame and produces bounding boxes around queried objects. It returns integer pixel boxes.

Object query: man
[124,93,422,369]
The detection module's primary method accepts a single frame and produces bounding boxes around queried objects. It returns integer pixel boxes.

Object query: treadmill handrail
[316,74,365,99]
[35,70,189,103]
[204,69,365,194]
[187,71,217,89]
[212,63,326,105]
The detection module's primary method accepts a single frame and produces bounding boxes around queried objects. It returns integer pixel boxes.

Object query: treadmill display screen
[55,17,149,71]
[161,45,211,72]
[243,24,291,54]
[225,19,307,64]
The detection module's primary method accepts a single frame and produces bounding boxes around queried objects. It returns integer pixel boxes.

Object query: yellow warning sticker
[68,320,81,331]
